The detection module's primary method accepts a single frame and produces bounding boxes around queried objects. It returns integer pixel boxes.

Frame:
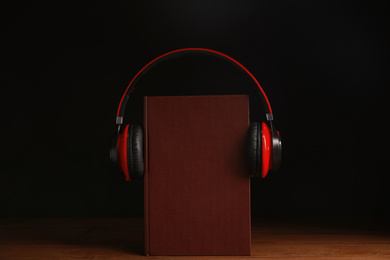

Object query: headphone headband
[116,48,273,124]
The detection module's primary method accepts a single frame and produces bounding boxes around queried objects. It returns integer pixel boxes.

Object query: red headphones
[110,48,282,181]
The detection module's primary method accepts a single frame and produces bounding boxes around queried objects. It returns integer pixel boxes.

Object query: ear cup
[247,122,262,178]
[247,122,273,178]
[116,124,144,181]
[127,124,144,180]
[117,125,130,180]
[261,122,272,178]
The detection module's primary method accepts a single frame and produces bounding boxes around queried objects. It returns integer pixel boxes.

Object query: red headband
[116,48,273,124]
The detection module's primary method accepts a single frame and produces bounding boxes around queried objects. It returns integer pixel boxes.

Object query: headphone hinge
[266,113,273,121]
[116,116,124,124]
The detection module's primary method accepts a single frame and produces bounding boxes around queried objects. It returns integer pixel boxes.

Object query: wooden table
[1,218,389,259]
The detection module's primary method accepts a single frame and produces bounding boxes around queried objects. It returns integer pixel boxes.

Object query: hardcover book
[143,95,251,256]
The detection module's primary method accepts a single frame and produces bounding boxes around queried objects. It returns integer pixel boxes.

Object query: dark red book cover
[144,95,251,256]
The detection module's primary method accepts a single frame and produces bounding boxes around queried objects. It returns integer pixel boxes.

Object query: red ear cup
[247,122,274,178]
[115,124,145,181]
[261,122,272,178]
[117,125,131,181]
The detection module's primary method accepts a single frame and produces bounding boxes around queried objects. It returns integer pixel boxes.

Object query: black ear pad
[247,122,262,178]
[127,124,144,180]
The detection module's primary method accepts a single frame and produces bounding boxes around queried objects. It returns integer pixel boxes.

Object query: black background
[1,1,389,219]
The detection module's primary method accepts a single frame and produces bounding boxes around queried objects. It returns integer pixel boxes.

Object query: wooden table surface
[1,218,389,259]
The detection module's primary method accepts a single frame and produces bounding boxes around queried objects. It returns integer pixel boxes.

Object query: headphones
[110,48,282,181]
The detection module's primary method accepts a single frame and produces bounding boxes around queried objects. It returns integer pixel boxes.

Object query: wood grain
[0,218,389,259]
